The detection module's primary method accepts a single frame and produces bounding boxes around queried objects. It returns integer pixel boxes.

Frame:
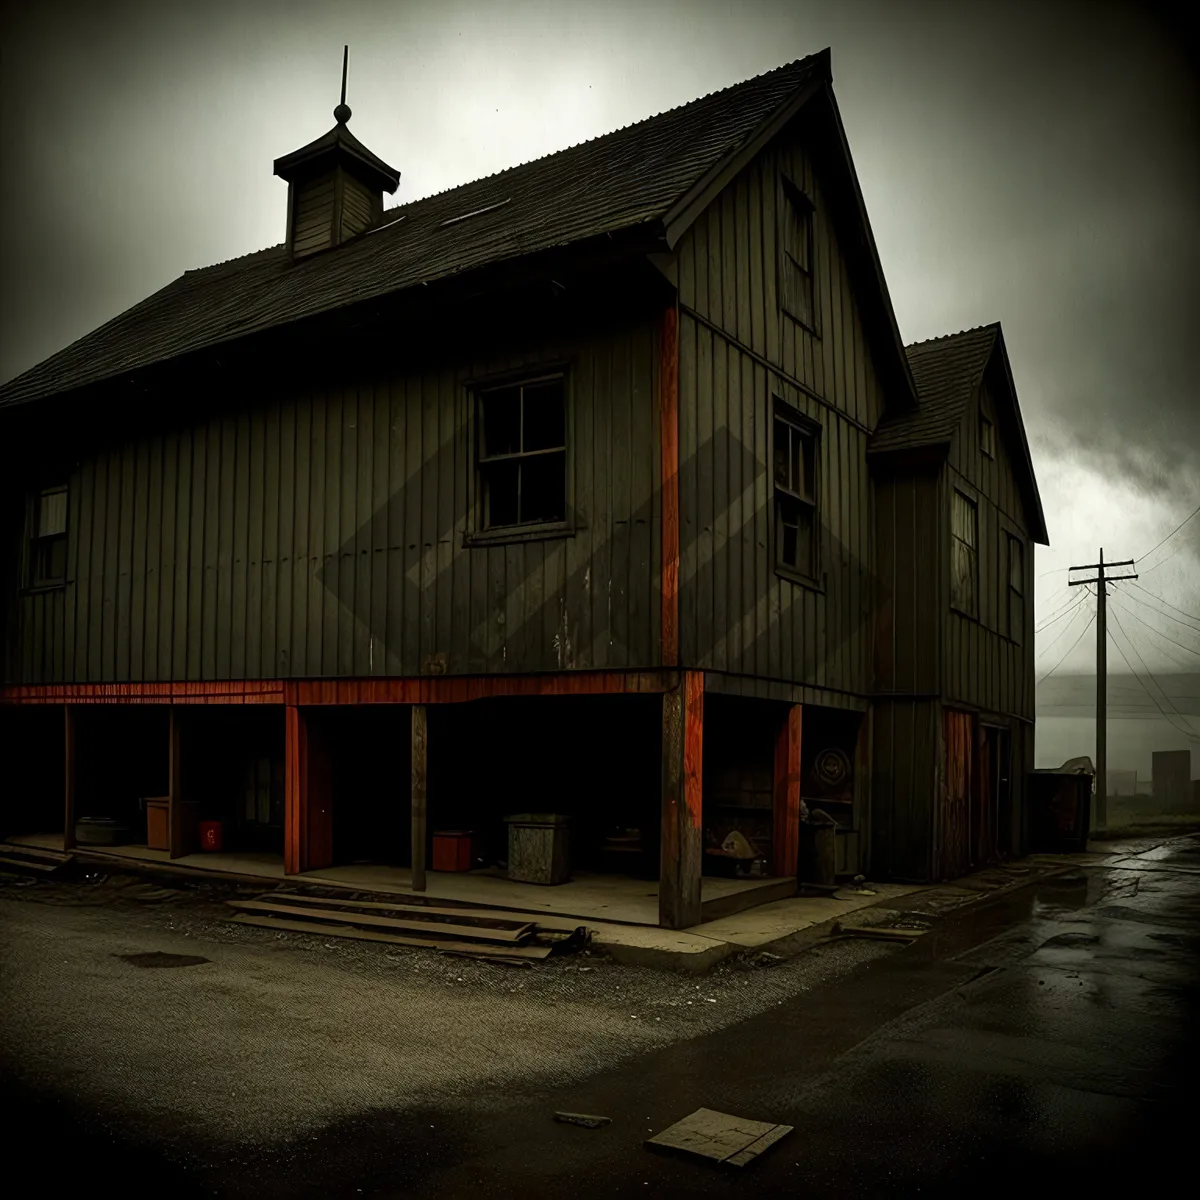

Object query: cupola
[273,47,400,260]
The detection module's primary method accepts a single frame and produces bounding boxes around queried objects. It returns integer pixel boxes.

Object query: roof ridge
[904,322,1000,353]
[375,52,826,217]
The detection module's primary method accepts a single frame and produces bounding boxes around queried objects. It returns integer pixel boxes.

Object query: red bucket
[199,821,223,852]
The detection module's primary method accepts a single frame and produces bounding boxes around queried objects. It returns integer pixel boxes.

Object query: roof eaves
[662,52,829,247]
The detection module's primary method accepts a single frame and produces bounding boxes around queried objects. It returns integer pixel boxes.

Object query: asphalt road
[2,834,1197,1197]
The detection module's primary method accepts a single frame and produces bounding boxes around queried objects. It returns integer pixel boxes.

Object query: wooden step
[267,891,534,930]
[0,853,60,873]
[227,913,552,959]
[226,899,534,944]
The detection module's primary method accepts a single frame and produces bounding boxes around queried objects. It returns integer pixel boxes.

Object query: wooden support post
[411,704,428,893]
[772,704,802,877]
[63,705,77,851]
[167,706,191,859]
[659,671,703,929]
[284,705,305,875]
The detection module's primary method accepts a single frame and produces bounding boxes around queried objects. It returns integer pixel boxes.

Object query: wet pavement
[2,833,1198,1196]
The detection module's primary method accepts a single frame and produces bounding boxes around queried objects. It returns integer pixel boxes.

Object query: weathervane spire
[334,45,351,124]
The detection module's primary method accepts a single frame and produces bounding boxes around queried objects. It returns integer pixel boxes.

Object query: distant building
[1152,750,1191,812]
[1107,769,1137,798]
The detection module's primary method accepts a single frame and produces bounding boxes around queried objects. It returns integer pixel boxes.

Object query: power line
[1126,580,1200,628]
[1036,591,1089,634]
[1036,610,1095,685]
[1109,596,1200,666]
[1115,587,1200,638]
[1107,606,1200,743]
[1139,542,1187,577]
[1036,599,1092,665]
[1135,500,1200,567]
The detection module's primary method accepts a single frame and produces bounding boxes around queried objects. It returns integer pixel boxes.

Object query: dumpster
[799,808,838,886]
[1029,771,1092,853]
[503,813,571,885]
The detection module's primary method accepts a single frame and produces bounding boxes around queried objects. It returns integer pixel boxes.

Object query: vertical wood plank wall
[942,372,1036,721]
[7,317,662,685]
[674,133,883,693]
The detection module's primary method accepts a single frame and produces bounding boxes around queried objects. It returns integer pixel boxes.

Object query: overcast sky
[2,0,1197,696]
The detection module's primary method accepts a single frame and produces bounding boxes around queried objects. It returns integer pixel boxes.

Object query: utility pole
[1068,548,1137,830]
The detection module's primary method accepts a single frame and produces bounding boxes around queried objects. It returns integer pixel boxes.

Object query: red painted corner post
[284,706,305,874]
[411,704,428,892]
[286,705,333,875]
[773,704,803,877]
[660,670,703,930]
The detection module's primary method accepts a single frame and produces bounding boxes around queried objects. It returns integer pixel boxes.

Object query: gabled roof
[0,49,913,415]
[870,323,1049,544]
[870,325,998,454]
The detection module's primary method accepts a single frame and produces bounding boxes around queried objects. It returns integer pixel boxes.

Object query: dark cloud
[1,0,1197,576]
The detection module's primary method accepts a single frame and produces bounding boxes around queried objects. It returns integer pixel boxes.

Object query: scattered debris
[834,923,926,942]
[554,1112,611,1129]
[646,1108,793,1167]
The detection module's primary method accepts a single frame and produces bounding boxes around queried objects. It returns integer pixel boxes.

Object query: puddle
[115,952,211,969]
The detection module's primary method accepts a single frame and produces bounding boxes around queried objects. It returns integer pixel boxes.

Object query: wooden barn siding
[872,469,941,695]
[943,377,1035,721]
[674,134,882,692]
[870,697,939,881]
[9,319,661,684]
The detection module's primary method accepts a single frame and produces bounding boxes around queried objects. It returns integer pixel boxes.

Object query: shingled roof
[868,324,1000,454]
[1,51,838,411]
[871,323,1048,543]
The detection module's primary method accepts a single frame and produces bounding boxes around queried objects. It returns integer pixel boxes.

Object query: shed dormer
[273,52,400,260]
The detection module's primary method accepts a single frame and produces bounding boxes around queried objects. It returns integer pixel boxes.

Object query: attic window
[981,413,995,459]
[779,176,817,331]
[441,198,511,227]
[477,374,567,530]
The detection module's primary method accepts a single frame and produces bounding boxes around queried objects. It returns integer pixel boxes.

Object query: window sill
[775,565,824,593]
[781,307,821,339]
[464,521,578,548]
[20,581,67,596]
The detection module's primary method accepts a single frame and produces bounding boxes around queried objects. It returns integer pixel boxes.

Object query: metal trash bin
[503,813,571,885]
[799,809,838,887]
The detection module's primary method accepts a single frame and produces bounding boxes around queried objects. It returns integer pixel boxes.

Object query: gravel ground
[0,871,892,1163]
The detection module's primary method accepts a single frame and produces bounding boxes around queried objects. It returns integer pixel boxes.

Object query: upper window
[779,177,817,331]
[951,490,978,616]
[1007,534,1025,642]
[980,412,995,459]
[29,485,67,587]
[773,404,819,581]
[477,374,567,531]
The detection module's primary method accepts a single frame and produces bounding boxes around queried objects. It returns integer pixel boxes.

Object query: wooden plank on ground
[264,891,534,929]
[226,899,534,943]
[227,913,552,958]
[646,1108,793,1167]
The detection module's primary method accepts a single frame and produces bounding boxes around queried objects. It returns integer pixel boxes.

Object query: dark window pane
[35,536,67,583]
[482,386,521,458]
[773,421,791,489]
[520,452,566,523]
[483,461,519,528]
[781,516,798,569]
[796,507,814,572]
[38,489,67,537]
[1009,537,1023,593]
[522,380,565,451]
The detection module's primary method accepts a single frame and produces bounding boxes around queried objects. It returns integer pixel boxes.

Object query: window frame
[466,367,575,546]
[771,398,822,587]
[980,411,996,460]
[778,175,819,335]
[950,489,978,617]
[26,484,69,591]
[1006,533,1025,643]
